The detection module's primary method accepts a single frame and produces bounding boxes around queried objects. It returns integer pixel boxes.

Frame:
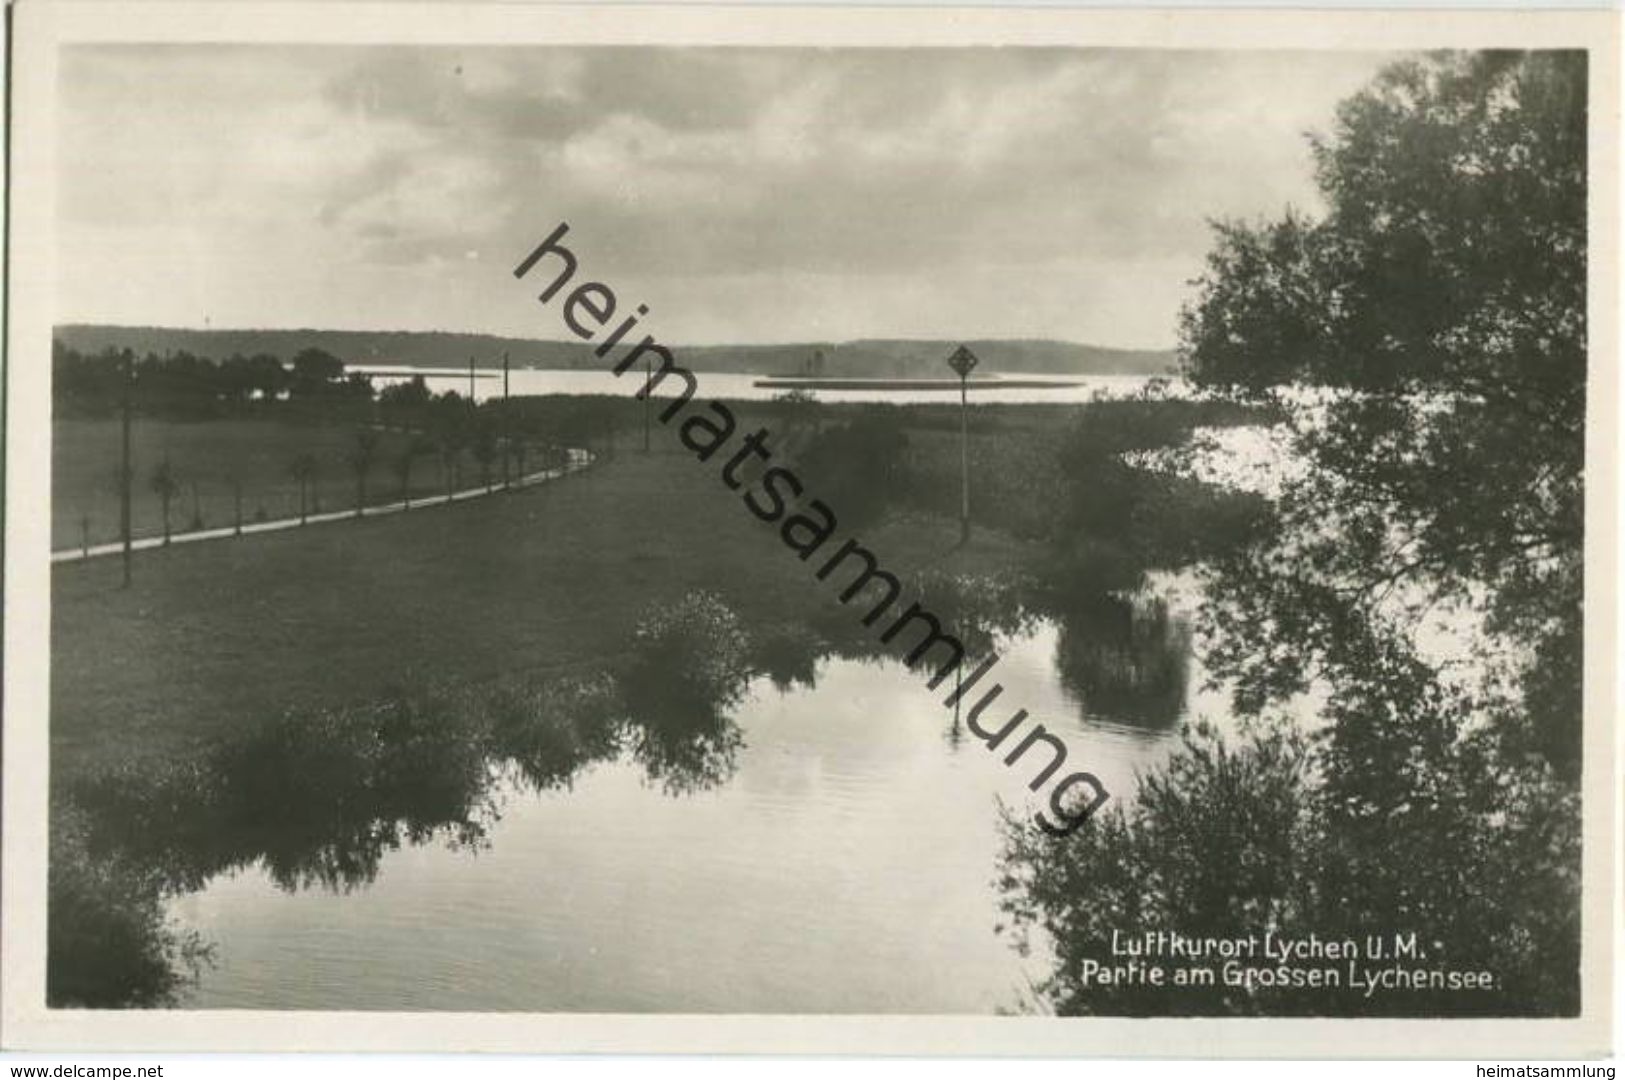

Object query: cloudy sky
[58,45,1391,349]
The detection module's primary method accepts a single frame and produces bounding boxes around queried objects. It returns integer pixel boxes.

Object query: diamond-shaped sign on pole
[946,345,980,379]
[946,345,980,546]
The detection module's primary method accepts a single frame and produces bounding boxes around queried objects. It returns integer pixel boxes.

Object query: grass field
[49,402,1039,781]
[50,395,1270,783]
[51,417,548,550]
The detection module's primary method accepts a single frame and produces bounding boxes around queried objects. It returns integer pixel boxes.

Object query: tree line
[54,341,375,421]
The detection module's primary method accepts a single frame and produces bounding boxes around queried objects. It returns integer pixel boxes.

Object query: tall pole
[468,355,476,402]
[642,353,652,453]
[502,351,511,488]
[959,372,970,545]
[945,345,978,547]
[120,350,133,588]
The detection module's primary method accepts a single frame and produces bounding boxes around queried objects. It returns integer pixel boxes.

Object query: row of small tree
[75,419,565,556]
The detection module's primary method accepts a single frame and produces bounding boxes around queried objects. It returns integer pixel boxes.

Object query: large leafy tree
[1001,51,1586,1017]
[1183,50,1586,770]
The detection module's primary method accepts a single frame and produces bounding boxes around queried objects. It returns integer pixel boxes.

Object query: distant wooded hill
[54,326,1178,378]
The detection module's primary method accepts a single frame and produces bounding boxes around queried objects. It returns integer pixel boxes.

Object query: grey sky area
[58,45,1393,348]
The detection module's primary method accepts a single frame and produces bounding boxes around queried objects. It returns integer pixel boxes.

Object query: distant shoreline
[753,376,1086,392]
[354,368,499,379]
[55,325,1178,379]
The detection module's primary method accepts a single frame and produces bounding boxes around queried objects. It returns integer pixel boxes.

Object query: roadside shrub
[621,591,752,724]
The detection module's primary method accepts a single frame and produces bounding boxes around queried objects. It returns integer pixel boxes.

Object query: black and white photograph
[2,0,1618,1059]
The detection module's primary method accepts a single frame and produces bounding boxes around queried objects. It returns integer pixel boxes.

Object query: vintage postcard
[2,0,1618,1058]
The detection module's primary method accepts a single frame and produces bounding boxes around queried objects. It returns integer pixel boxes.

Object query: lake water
[59,366,1281,1012]
[165,592,1216,1013]
[352,366,1170,406]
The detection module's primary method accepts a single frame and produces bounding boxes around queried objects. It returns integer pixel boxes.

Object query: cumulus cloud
[57,44,1393,347]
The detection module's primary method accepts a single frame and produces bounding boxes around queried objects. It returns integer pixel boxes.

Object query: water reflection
[53,574,1199,1010]
[68,672,750,903]
[625,707,747,797]
[52,660,750,1006]
[751,624,826,693]
[487,675,624,794]
[880,570,1191,736]
[1050,591,1189,730]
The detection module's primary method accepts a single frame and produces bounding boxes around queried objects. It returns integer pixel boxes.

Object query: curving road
[52,448,595,564]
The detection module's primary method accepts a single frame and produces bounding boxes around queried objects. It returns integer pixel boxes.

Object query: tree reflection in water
[751,567,1195,744]
[52,595,759,1008]
[53,573,1196,1008]
[1049,591,1189,731]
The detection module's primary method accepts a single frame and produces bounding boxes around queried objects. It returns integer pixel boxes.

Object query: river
[163,584,1216,1012]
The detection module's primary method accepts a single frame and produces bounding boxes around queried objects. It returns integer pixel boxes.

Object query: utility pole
[468,355,476,402]
[945,345,979,546]
[502,351,512,489]
[642,352,653,453]
[959,378,969,544]
[120,349,133,588]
